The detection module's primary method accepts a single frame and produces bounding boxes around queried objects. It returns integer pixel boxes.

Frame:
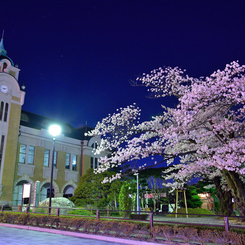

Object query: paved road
[0,226,126,245]
[0,225,163,245]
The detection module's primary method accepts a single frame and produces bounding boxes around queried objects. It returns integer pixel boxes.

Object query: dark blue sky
[1,0,245,128]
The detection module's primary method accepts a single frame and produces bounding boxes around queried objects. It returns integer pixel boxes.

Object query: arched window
[12,180,28,206]
[63,185,74,198]
[91,142,98,149]
[2,62,7,72]
[40,183,54,202]
[20,113,30,122]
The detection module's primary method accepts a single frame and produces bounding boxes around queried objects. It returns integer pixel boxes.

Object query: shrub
[67,208,93,216]
[34,207,46,214]
[213,201,221,214]
[151,225,175,242]
[184,186,203,208]
[2,205,12,211]
[97,197,110,208]
[74,199,87,207]
[0,211,244,244]
[119,183,132,217]
[109,211,120,217]
[167,207,214,217]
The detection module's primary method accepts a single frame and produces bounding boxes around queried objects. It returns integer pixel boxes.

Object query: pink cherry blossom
[88,61,245,216]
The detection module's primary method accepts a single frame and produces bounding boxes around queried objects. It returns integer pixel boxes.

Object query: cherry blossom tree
[87,61,245,216]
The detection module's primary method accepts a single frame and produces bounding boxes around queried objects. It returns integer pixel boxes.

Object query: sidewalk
[0,223,170,245]
[152,214,245,229]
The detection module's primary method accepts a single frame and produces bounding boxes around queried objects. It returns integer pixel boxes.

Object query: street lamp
[133,170,140,214]
[48,125,61,214]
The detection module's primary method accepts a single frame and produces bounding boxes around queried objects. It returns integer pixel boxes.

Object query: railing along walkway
[151,213,245,231]
[2,205,245,232]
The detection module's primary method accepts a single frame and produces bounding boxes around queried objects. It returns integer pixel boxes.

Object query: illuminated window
[28,146,35,165]
[19,144,26,163]
[44,149,50,167]
[65,153,70,169]
[19,145,35,164]
[72,154,77,171]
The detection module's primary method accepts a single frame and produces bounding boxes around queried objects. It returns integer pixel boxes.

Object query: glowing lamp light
[49,125,61,137]
[48,124,61,214]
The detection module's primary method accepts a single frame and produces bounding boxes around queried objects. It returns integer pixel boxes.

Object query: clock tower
[0,36,25,205]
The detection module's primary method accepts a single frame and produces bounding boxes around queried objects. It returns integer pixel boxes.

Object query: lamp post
[133,170,140,214]
[48,125,61,214]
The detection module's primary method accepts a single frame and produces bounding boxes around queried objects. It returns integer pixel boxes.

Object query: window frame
[19,144,35,165]
[65,153,70,170]
[90,156,99,169]
[27,146,35,165]
[19,144,26,164]
[72,154,77,171]
[43,149,50,167]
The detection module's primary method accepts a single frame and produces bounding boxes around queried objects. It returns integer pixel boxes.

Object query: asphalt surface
[0,224,164,245]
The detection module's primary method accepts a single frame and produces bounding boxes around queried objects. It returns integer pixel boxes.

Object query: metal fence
[1,205,245,232]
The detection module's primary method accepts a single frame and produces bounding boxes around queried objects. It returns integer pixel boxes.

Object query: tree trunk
[114,194,117,209]
[153,198,156,212]
[222,169,245,217]
[141,192,144,210]
[213,176,233,216]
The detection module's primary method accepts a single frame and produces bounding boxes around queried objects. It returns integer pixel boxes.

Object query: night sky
[1,1,245,128]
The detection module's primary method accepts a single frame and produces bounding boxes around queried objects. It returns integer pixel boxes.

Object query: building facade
[0,38,101,206]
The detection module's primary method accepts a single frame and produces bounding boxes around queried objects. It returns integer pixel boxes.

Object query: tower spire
[0,30,14,65]
[0,30,7,55]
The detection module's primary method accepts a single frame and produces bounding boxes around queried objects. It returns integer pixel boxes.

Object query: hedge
[0,212,245,244]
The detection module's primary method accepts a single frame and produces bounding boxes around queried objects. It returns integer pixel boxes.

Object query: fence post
[56,208,60,217]
[25,206,29,214]
[149,212,153,228]
[1,205,3,214]
[107,205,109,217]
[96,210,100,221]
[224,217,229,232]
